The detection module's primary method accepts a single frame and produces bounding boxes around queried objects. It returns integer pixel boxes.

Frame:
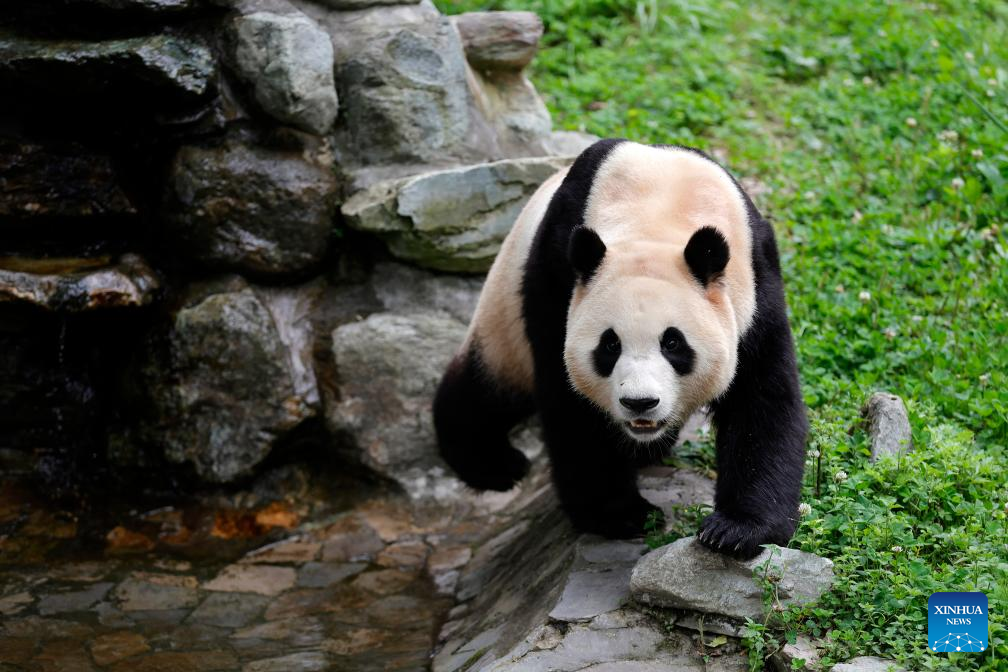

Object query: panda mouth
[626,418,665,435]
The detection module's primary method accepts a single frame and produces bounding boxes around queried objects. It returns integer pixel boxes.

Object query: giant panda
[433,139,807,559]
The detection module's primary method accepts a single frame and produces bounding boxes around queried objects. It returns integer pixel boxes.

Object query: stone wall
[0,0,596,496]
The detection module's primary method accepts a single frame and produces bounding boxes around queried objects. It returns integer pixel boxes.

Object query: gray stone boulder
[631,537,834,622]
[225,9,338,135]
[862,392,913,462]
[163,143,337,277]
[308,0,419,8]
[291,0,501,174]
[831,657,907,672]
[0,255,159,312]
[341,156,570,272]
[126,278,320,482]
[326,311,466,498]
[453,11,543,71]
[0,33,215,107]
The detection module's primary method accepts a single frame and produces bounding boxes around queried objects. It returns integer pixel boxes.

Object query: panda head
[563,224,741,443]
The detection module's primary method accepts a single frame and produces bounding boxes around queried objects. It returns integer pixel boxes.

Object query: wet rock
[163,143,337,277]
[187,592,270,628]
[320,514,385,562]
[244,651,329,672]
[0,255,159,312]
[108,650,238,672]
[453,11,543,71]
[113,573,199,612]
[226,10,338,134]
[37,582,113,615]
[0,592,33,616]
[630,537,834,622]
[295,1,499,169]
[327,311,466,497]
[0,33,215,108]
[543,130,601,158]
[831,657,907,672]
[127,279,318,482]
[341,156,569,272]
[203,563,297,596]
[0,140,135,223]
[296,561,366,588]
[862,392,913,462]
[89,631,150,667]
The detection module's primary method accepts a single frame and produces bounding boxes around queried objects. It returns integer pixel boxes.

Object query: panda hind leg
[433,347,535,492]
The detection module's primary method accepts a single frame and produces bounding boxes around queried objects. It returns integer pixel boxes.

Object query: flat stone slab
[187,592,270,628]
[203,564,297,596]
[0,254,159,312]
[113,573,199,612]
[37,582,113,615]
[549,568,633,623]
[630,536,834,622]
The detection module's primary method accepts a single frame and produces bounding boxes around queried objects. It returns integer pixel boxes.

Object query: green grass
[440,1,1008,669]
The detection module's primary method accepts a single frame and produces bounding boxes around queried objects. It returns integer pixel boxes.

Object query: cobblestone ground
[0,466,543,672]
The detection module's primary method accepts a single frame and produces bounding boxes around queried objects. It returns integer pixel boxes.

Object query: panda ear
[568,227,606,283]
[684,226,730,286]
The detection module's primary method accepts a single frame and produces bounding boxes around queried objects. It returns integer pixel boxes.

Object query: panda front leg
[699,302,808,560]
[433,346,536,492]
[540,388,662,538]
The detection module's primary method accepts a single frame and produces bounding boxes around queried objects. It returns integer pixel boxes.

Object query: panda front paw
[697,511,784,560]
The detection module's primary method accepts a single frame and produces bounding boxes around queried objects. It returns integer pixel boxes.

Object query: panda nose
[619,396,659,413]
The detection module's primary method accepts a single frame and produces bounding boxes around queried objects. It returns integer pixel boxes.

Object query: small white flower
[843,77,855,87]
[951,177,965,190]
[988,78,998,87]
[808,449,820,458]
[987,89,995,98]
[905,117,918,128]
[798,502,813,517]
[891,545,903,553]
[979,373,991,385]
[972,148,984,158]
[834,470,849,483]
[981,228,996,242]
[852,209,863,222]
[859,290,872,302]
[804,190,817,200]
[883,327,897,340]
[835,284,846,294]
[912,314,924,323]
[930,39,940,49]
[862,76,875,86]
[938,129,958,143]
[965,51,975,61]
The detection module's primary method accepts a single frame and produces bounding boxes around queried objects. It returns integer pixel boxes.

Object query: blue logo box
[929,592,988,653]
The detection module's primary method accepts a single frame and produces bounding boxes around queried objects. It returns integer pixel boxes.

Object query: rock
[341,156,569,272]
[163,143,337,276]
[862,392,913,462]
[204,564,297,596]
[543,130,601,158]
[89,631,150,667]
[453,11,543,71]
[8,0,197,18]
[309,0,419,8]
[769,635,821,671]
[0,592,34,616]
[113,573,199,612]
[240,538,321,565]
[548,568,633,623]
[37,583,113,615]
[187,593,270,627]
[630,537,834,622]
[226,10,338,134]
[0,255,159,312]
[320,515,385,562]
[0,33,215,108]
[369,262,482,324]
[831,657,907,672]
[296,561,366,588]
[0,140,135,223]
[244,652,329,672]
[107,650,238,672]
[126,279,319,482]
[294,1,499,169]
[468,67,552,157]
[326,311,466,497]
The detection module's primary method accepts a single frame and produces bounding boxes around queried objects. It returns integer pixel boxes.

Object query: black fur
[660,327,695,375]
[684,225,730,286]
[568,226,607,282]
[435,139,807,556]
[433,346,536,492]
[592,328,621,377]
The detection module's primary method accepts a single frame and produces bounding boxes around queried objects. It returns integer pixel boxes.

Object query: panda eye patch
[592,328,621,377]
[661,327,695,375]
